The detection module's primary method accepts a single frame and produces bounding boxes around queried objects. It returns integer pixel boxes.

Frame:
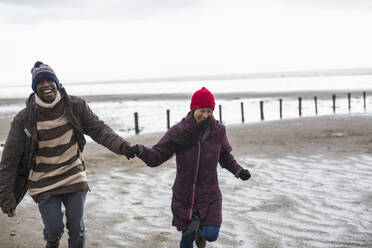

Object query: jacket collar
[182,111,217,131]
[23,87,70,139]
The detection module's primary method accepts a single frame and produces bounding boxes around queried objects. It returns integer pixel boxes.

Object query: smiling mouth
[43,89,52,95]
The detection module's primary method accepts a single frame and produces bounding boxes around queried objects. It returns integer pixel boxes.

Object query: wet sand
[1,114,372,247]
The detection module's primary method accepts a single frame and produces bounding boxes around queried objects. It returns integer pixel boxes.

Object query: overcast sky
[0,0,372,85]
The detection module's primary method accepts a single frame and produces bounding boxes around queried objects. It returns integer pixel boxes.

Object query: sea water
[0,75,372,137]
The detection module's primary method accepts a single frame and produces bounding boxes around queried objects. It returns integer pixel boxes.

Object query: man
[0,61,130,248]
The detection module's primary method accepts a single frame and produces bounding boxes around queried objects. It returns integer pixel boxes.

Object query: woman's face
[193,108,213,125]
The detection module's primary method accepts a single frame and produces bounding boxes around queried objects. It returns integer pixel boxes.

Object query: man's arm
[78,99,130,154]
[0,117,26,215]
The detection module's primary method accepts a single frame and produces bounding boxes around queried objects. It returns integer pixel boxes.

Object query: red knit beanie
[190,87,215,110]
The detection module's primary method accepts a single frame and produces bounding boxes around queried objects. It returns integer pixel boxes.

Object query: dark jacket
[0,87,130,213]
[138,113,242,231]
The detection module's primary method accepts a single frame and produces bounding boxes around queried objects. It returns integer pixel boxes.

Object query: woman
[125,87,251,248]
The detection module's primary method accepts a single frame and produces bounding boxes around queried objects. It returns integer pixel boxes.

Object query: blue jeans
[38,191,87,248]
[180,225,220,248]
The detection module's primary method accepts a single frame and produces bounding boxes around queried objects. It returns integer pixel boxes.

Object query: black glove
[182,213,200,237]
[239,169,251,181]
[124,145,140,160]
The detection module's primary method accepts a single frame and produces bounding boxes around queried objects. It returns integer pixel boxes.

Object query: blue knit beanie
[31,61,60,92]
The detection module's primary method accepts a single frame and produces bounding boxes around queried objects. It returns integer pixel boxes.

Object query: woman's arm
[137,143,173,167]
[218,131,243,176]
[134,129,178,167]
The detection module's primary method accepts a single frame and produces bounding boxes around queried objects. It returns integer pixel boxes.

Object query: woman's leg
[200,225,220,242]
[180,232,195,248]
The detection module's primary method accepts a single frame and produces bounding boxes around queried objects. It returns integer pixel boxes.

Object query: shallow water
[77,153,372,247]
[1,75,372,99]
[1,95,371,140]
[226,155,372,248]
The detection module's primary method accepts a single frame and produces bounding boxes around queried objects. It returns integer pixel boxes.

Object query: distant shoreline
[1,68,372,87]
[65,68,372,86]
[1,89,371,104]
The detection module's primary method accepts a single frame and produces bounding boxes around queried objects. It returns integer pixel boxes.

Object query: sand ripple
[82,153,372,247]
[217,155,372,247]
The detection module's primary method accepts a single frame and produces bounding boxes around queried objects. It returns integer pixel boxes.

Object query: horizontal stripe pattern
[37,114,68,130]
[32,65,56,78]
[28,166,83,189]
[29,158,82,182]
[29,99,87,199]
[28,171,87,196]
[38,129,73,148]
[33,153,80,173]
[38,123,73,141]
[36,143,79,165]
[38,134,76,157]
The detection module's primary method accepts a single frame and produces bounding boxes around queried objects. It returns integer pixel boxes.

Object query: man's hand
[124,145,141,160]
[7,209,16,217]
[239,169,251,181]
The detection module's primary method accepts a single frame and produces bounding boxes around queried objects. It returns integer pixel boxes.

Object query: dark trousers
[38,191,87,248]
[180,225,220,248]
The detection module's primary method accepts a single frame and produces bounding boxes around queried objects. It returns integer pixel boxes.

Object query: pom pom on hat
[31,61,60,92]
[190,87,215,110]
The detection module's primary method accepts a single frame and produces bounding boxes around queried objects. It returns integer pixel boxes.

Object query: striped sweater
[28,92,89,202]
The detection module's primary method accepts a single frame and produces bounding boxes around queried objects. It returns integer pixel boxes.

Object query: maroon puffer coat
[137,113,242,231]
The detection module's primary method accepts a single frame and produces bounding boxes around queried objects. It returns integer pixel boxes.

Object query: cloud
[0,0,74,6]
[271,0,372,11]
[0,0,203,23]
[2,0,372,24]
[1,0,372,84]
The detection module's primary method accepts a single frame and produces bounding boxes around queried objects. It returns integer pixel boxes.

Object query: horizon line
[1,67,372,86]
[65,67,372,85]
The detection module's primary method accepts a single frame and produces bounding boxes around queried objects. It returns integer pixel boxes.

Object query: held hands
[238,169,251,181]
[124,144,141,160]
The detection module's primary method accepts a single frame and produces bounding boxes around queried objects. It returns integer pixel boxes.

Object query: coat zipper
[189,140,201,220]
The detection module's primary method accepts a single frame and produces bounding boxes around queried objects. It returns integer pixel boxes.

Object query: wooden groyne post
[219,105,222,123]
[298,97,302,117]
[260,101,264,120]
[241,102,245,123]
[332,94,336,114]
[134,112,139,134]
[167,109,170,129]
[348,93,351,111]
[314,96,318,115]
[279,99,283,119]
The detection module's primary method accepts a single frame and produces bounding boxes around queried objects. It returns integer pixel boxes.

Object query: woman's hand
[238,169,251,181]
[124,144,142,160]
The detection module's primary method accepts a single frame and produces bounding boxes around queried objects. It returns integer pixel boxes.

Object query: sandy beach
[2,0,372,246]
[1,111,372,247]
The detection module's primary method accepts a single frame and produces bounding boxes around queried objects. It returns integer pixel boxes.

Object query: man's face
[193,108,213,125]
[35,79,57,103]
